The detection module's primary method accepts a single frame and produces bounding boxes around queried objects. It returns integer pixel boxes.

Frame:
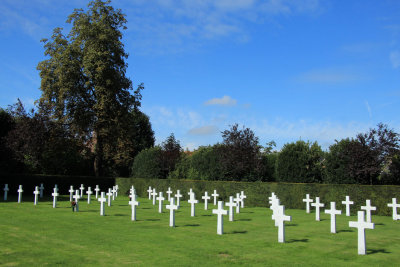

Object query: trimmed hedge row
[0,174,115,196]
[116,177,400,216]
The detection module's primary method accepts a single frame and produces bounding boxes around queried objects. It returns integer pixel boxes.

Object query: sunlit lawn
[1,193,399,266]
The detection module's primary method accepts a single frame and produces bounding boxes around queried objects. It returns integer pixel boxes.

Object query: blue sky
[1,0,400,151]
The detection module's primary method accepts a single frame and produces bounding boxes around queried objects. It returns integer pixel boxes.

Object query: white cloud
[204,95,237,106]
[390,51,400,68]
[188,125,219,135]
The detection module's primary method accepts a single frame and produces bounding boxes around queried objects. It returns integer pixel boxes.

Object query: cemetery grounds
[1,194,399,266]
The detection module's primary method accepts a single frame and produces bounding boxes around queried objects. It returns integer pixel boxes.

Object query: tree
[37,0,143,176]
[131,147,163,179]
[0,108,17,172]
[161,133,182,178]
[220,124,262,181]
[276,140,324,183]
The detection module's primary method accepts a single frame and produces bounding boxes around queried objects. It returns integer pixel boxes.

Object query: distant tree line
[131,123,400,185]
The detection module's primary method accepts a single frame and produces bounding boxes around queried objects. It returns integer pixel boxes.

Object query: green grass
[1,194,399,266]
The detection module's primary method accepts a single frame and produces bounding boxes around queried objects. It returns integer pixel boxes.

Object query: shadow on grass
[241,211,254,214]
[367,249,390,254]
[227,230,248,234]
[144,218,160,221]
[375,223,385,226]
[141,207,151,209]
[114,214,128,216]
[287,239,309,243]
[202,214,212,217]
[183,224,200,227]
[337,229,354,233]
[237,218,252,221]
[286,223,298,227]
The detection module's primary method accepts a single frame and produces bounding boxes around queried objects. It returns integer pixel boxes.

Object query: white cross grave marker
[269,192,277,205]
[73,190,81,212]
[188,188,193,197]
[212,201,228,235]
[151,188,157,205]
[361,200,376,223]
[311,197,324,221]
[212,190,219,205]
[202,191,211,210]
[69,186,74,202]
[106,188,113,207]
[240,191,247,208]
[112,186,117,200]
[272,205,291,243]
[130,186,136,197]
[166,187,173,201]
[52,187,59,208]
[115,185,119,197]
[175,190,182,207]
[225,196,236,222]
[157,192,165,213]
[188,192,199,217]
[98,192,106,216]
[342,196,354,216]
[3,184,9,201]
[94,185,100,199]
[147,186,152,199]
[324,202,342,233]
[166,197,178,227]
[270,197,281,225]
[17,185,23,203]
[349,211,374,255]
[39,183,44,198]
[387,198,400,220]
[303,194,313,213]
[33,186,40,205]
[86,187,93,204]
[129,194,140,221]
[79,184,85,198]
[234,193,241,214]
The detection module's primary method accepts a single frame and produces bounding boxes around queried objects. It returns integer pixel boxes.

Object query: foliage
[131,147,163,179]
[220,124,262,181]
[276,140,324,183]
[36,0,147,176]
[160,133,182,178]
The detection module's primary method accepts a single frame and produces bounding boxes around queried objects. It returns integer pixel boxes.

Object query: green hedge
[0,173,115,196]
[116,177,400,216]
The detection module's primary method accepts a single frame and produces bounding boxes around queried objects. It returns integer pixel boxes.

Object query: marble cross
[94,185,100,199]
[212,201,228,235]
[270,197,281,225]
[361,200,376,223]
[187,188,193,197]
[130,186,136,197]
[157,192,165,213]
[233,193,241,214]
[39,183,44,198]
[86,187,93,204]
[240,191,247,208]
[188,192,199,217]
[272,205,291,243]
[349,211,374,255]
[342,196,354,216]
[33,186,40,205]
[268,192,276,205]
[79,184,85,197]
[175,190,183,207]
[225,196,236,222]
[106,188,113,207]
[166,197,178,227]
[98,192,107,216]
[166,187,173,201]
[147,186,153,199]
[73,190,81,212]
[202,191,211,210]
[211,190,219,205]
[311,197,324,221]
[387,198,400,220]
[69,186,74,202]
[3,184,9,201]
[52,187,59,208]
[111,186,117,200]
[302,194,313,213]
[129,194,140,221]
[151,188,157,205]
[115,184,119,197]
[324,202,342,233]
[17,185,23,203]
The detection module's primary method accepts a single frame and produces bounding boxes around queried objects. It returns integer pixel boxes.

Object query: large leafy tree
[37,0,144,176]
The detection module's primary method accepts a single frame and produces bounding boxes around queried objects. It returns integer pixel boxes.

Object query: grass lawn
[0,193,399,266]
